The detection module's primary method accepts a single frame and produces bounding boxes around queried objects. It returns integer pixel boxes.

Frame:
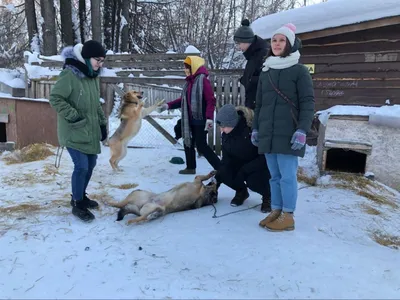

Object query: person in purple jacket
[157,56,221,174]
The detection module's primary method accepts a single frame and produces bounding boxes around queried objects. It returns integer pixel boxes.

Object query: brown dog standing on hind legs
[107,171,218,225]
[108,90,165,171]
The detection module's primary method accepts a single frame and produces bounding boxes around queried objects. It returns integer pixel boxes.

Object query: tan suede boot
[264,212,295,231]
[259,209,281,227]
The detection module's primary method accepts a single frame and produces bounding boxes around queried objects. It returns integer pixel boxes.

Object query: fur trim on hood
[236,106,254,128]
[61,44,103,79]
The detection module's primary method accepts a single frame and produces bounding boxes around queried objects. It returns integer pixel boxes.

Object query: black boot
[261,196,271,213]
[71,198,95,222]
[83,193,99,209]
[230,188,249,207]
[179,168,196,175]
[70,194,99,209]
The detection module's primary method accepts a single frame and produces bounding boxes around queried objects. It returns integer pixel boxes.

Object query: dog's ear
[122,92,130,103]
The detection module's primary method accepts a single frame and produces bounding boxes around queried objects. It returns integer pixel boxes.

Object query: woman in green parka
[252,24,315,232]
[49,40,108,222]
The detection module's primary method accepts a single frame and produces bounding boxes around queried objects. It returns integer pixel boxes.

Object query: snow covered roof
[252,0,400,40]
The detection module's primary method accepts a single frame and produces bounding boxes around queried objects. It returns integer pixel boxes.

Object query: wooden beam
[298,16,400,41]
[143,115,178,145]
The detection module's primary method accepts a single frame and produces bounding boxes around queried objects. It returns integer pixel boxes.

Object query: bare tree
[91,0,102,42]
[40,0,57,55]
[120,0,130,52]
[79,0,87,42]
[103,0,113,49]
[60,0,74,46]
[24,0,39,52]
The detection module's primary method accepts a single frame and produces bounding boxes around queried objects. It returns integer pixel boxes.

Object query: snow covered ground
[0,138,399,298]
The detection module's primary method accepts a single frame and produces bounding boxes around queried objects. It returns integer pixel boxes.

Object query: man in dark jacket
[234,19,269,109]
[214,104,271,213]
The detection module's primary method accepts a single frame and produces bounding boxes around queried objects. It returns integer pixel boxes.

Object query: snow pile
[184,45,201,54]
[252,0,400,39]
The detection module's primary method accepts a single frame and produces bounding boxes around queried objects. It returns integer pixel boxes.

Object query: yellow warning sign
[304,64,315,74]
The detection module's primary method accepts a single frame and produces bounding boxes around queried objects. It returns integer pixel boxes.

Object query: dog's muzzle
[205,182,218,205]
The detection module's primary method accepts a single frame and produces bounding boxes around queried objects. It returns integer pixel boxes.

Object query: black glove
[100,125,107,141]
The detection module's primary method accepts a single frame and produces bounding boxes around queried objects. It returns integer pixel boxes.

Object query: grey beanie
[216,104,239,128]
[234,19,255,43]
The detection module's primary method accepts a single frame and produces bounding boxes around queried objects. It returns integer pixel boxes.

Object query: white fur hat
[273,23,296,46]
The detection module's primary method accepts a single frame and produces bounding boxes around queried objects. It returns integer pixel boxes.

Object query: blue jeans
[265,154,298,212]
[67,147,97,201]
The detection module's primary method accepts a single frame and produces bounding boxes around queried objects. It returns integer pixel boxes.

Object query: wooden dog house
[0,96,58,150]
[316,105,400,190]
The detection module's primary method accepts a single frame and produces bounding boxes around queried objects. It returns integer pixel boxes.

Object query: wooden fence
[26,73,244,154]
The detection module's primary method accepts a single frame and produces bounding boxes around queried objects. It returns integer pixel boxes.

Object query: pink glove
[290,130,306,150]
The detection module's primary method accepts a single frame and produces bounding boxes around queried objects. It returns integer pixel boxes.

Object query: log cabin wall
[299,23,400,111]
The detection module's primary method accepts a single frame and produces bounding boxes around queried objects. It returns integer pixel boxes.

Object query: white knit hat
[272,23,296,46]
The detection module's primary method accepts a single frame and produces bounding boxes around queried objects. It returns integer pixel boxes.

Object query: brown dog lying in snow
[107,171,218,225]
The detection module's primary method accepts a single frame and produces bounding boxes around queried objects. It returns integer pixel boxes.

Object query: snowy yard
[0,142,399,299]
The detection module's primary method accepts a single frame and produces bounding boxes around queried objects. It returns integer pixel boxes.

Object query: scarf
[181,73,205,147]
[262,50,300,72]
[64,58,100,78]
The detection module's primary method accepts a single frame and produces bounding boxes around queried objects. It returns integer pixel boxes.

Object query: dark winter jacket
[167,58,216,125]
[221,108,267,174]
[49,46,107,155]
[253,64,315,157]
[240,36,269,109]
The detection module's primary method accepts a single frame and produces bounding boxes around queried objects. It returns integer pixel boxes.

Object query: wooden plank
[144,116,177,145]
[31,60,187,69]
[105,53,199,61]
[231,77,239,106]
[328,115,370,121]
[301,51,400,65]
[116,70,185,77]
[224,77,231,105]
[298,16,400,40]
[302,41,400,55]
[312,72,400,79]
[314,96,400,111]
[314,79,400,89]
[313,62,400,74]
[101,76,186,86]
[303,24,400,45]
[215,76,223,108]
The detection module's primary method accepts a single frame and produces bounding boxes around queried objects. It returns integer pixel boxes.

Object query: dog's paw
[156,99,166,106]
[208,170,217,177]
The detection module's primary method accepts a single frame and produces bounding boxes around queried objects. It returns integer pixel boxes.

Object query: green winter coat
[49,69,107,155]
[253,64,315,157]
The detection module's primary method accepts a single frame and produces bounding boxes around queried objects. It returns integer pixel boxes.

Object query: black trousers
[184,125,221,170]
[215,163,271,197]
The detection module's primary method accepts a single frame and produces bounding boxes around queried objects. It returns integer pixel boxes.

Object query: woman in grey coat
[252,23,315,231]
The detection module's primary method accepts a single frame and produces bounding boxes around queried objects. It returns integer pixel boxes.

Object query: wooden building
[252,0,400,111]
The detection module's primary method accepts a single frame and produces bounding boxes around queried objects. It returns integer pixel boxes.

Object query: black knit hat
[234,19,255,44]
[216,104,239,128]
[81,40,107,59]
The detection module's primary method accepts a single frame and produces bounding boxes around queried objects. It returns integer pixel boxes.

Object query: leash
[210,184,314,219]
[210,202,261,219]
[54,146,64,168]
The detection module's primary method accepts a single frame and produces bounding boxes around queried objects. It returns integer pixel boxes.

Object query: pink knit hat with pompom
[273,23,296,46]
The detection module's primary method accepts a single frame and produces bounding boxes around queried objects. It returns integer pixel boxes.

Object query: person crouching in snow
[49,40,108,223]
[214,104,271,213]
[157,56,221,174]
[252,23,315,231]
